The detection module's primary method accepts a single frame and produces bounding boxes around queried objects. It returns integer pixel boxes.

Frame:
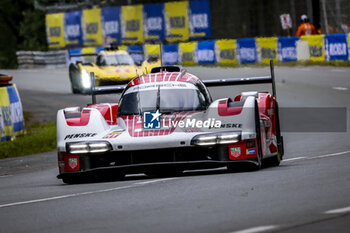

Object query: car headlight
[66,141,112,154]
[191,131,241,146]
[81,69,91,89]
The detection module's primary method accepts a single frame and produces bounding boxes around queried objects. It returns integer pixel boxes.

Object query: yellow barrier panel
[82,9,103,46]
[45,13,65,48]
[0,84,25,141]
[348,33,350,61]
[165,1,189,42]
[81,47,97,63]
[118,45,128,51]
[121,5,144,44]
[144,44,161,58]
[0,86,13,141]
[215,39,238,65]
[179,41,197,66]
[301,35,325,61]
[256,37,278,64]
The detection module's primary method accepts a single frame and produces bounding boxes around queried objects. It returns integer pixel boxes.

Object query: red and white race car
[56,62,284,183]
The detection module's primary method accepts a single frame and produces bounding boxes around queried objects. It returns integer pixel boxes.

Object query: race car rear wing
[89,73,126,104]
[68,53,98,58]
[88,60,277,104]
[202,60,277,98]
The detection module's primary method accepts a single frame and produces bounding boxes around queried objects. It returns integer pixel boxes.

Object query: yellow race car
[68,49,160,94]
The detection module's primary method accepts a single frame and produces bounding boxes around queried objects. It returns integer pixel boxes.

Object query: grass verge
[0,113,56,159]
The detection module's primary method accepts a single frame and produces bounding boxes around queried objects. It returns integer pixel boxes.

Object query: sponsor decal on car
[64,133,97,140]
[103,130,124,139]
[230,147,241,158]
[68,158,78,169]
[220,123,242,128]
[247,148,256,155]
[59,161,65,168]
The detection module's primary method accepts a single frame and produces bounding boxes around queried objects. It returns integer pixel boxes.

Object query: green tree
[19,7,47,51]
[0,0,47,68]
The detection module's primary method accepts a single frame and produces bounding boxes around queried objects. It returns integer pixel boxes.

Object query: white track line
[307,150,350,160]
[331,69,346,73]
[283,150,350,163]
[230,225,279,233]
[0,178,178,208]
[135,178,178,185]
[324,206,350,214]
[332,86,348,91]
[283,157,306,162]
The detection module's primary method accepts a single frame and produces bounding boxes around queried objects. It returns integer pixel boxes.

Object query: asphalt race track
[0,66,350,233]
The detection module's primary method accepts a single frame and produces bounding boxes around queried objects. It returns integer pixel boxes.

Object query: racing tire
[252,101,263,171]
[264,101,283,167]
[267,152,281,167]
[275,101,284,159]
[69,64,82,94]
[62,175,85,184]
[227,102,262,172]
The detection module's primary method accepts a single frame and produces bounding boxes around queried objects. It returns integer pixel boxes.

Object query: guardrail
[16,50,67,69]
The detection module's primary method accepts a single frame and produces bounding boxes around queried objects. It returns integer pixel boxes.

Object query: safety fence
[16,51,66,69]
[0,75,25,142]
[67,33,350,66]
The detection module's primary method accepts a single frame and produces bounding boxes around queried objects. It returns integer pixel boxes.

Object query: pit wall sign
[324,34,349,61]
[64,11,83,47]
[46,13,65,48]
[82,9,103,46]
[215,39,238,65]
[164,1,190,43]
[256,37,278,64]
[67,34,350,66]
[0,84,25,142]
[121,5,144,44]
[301,35,325,62]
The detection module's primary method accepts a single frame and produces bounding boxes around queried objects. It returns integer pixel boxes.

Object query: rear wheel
[266,101,283,167]
[253,101,263,170]
[267,152,281,167]
[275,101,284,159]
[62,175,84,184]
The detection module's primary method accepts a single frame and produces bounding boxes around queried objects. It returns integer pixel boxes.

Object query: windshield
[100,54,135,66]
[118,82,207,116]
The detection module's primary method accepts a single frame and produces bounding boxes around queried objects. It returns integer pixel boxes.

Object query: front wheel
[69,64,82,94]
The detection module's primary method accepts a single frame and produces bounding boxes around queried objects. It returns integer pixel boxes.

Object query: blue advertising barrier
[162,44,179,65]
[143,3,165,43]
[278,37,299,62]
[189,0,211,40]
[128,45,144,65]
[196,40,215,64]
[101,7,121,45]
[325,34,348,61]
[237,38,257,64]
[64,11,83,47]
[0,83,25,142]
